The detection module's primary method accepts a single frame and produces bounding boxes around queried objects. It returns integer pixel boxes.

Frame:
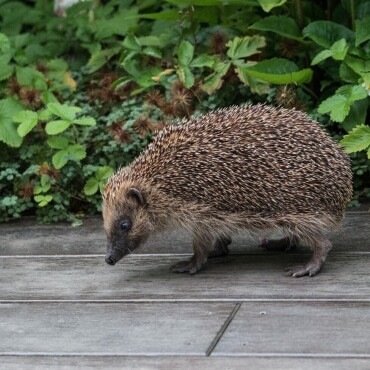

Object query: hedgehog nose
[105,256,116,265]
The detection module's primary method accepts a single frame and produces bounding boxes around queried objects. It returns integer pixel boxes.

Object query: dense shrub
[0,0,369,222]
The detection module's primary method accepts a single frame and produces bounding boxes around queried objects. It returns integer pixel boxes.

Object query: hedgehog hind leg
[285,233,332,278]
[171,232,215,274]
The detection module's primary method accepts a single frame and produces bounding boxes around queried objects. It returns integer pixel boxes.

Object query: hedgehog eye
[120,220,130,231]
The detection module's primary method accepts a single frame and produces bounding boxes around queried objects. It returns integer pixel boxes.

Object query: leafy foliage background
[0,0,369,223]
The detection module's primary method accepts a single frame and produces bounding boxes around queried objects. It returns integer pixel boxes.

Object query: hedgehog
[102,104,352,277]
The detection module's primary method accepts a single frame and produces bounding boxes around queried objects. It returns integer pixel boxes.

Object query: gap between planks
[2,299,370,303]
[1,352,370,358]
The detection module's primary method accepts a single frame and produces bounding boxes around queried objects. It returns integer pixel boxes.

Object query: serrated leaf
[257,0,287,12]
[176,66,194,88]
[68,144,86,160]
[38,109,53,121]
[226,35,266,60]
[13,110,38,137]
[84,177,99,196]
[122,34,141,51]
[73,116,96,126]
[15,66,46,89]
[341,99,368,132]
[47,136,69,150]
[236,66,271,95]
[249,15,302,41]
[47,102,81,121]
[318,94,350,122]
[45,120,71,135]
[178,41,194,66]
[303,21,354,48]
[52,150,69,169]
[239,58,313,84]
[202,62,231,94]
[96,166,114,181]
[341,125,370,153]
[355,16,370,46]
[190,54,216,68]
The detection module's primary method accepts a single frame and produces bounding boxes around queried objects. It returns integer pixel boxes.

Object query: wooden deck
[1,211,369,369]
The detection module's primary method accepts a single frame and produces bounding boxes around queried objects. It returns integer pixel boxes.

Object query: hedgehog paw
[170,257,205,275]
[284,262,322,278]
[259,237,297,252]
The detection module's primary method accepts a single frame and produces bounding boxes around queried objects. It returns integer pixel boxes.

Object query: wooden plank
[1,356,370,370]
[213,302,370,356]
[0,213,368,256]
[0,302,234,355]
[1,254,370,300]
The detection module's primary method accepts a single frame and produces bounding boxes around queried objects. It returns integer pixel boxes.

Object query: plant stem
[350,0,356,31]
[295,0,304,28]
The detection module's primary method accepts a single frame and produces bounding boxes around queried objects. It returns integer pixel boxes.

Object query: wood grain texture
[213,302,370,356]
[0,303,235,355]
[1,356,370,370]
[0,213,368,256]
[1,254,370,300]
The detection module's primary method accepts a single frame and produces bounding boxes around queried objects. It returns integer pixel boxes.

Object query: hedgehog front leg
[170,233,214,274]
[208,236,231,258]
[285,234,332,277]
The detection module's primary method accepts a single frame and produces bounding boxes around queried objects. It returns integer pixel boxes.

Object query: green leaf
[178,41,194,66]
[142,47,162,58]
[239,58,313,84]
[122,34,141,51]
[13,110,38,137]
[0,98,23,147]
[15,66,46,89]
[226,35,266,60]
[45,120,71,135]
[140,9,180,20]
[0,64,13,81]
[355,16,370,46]
[190,54,216,68]
[341,125,370,153]
[52,150,69,169]
[249,15,302,41]
[303,21,354,48]
[318,95,350,122]
[34,194,53,207]
[86,47,121,74]
[0,32,11,63]
[96,166,114,181]
[47,102,81,121]
[348,85,368,102]
[202,62,231,94]
[94,8,139,39]
[47,136,69,150]
[331,39,349,60]
[311,39,348,65]
[83,177,99,196]
[68,144,86,160]
[257,0,287,12]
[311,50,335,65]
[177,66,194,88]
[345,55,370,83]
[73,116,96,126]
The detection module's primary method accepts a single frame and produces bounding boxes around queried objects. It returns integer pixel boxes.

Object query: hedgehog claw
[171,258,204,274]
[285,262,322,278]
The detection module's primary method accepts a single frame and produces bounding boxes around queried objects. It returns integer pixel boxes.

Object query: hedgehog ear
[127,187,146,207]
